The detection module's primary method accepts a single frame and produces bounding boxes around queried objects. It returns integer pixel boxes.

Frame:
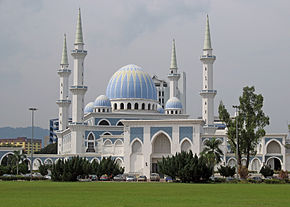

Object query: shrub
[38,164,51,176]
[218,165,236,177]
[278,170,288,180]
[51,156,123,182]
[260,165,274,177]
[0,165,9,176]
[264,179,286,184]
[157,151,213,183]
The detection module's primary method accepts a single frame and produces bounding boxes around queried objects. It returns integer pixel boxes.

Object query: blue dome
[157,104,165,114]
[94,95,111,107]
[106,64,157,100]
[165,97,182,109]
[84,102,94,113]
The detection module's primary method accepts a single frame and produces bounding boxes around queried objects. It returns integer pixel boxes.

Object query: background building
[0,137,42,154]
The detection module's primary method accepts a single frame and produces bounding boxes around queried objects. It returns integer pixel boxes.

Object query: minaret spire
[170,39,177,69]
[200,15,216,131]
[168,39,180,99]
[203,14,212,50]
[56,34,71,133]
[75,8,84,45]
[61,34,68,65]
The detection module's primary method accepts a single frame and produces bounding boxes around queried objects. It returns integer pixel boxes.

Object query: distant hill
[0,127,49,146]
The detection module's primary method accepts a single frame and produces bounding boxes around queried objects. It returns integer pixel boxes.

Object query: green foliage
[201,138,223,170]
[218,86,269,170]
[260,165,274,177]
[39,164,51,176]
[264,179,286,184]
[157,151,213,183]
[0,176,47,181]
[51,156,123,182]
[218,165,235,177]
[35,143,57,154]
[0,165,9,176]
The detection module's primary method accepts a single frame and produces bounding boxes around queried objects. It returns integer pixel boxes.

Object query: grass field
[0,182,289,207]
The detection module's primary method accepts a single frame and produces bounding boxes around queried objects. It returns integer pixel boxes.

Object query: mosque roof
[84,102,94,113]
[106,64,157,100]
[165,97,182,109]
[94,95,111,107]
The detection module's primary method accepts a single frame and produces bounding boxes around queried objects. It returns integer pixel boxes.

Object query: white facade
[55,11,289,178]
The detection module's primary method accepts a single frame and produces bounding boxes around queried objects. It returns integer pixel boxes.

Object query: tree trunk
[246,147,250,169]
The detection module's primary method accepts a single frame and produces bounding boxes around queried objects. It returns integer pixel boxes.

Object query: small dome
[106,64,157,100]
[157,104,165,114]
[94,95,111,107]
[165,97,182,109]
[84,102,94,113]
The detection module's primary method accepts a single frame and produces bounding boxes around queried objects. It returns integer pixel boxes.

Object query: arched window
[134,103,138,110]
[103,132,111,135]
[120,103,124,109]
[98,109,100,112]
[142,103,145,110]
[148,103,151,110]
[175,111,178,114]
[117,121,124,126]
[102,109,105,112]
[88,133,94,140]
[99,120,110,125]
[114,103,117,110]
[127,103,131,109]
[86,142,95,152]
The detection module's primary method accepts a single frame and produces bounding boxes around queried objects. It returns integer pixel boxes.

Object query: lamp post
[29,107,37,180]
[232,105,239,177]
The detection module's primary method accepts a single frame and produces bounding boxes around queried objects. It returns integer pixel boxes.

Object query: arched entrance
[251,159,261,172]
[130,140,143,173]
[267,157,281,171]
[0,152,14,166]
[151,132,171,173]
[181,139,191,152]
[266,141,281,154]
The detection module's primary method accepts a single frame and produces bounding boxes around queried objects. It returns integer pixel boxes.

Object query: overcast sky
[0,0,289,133]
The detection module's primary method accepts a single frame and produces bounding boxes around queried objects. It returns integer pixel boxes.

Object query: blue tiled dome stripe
[106,64,157,100]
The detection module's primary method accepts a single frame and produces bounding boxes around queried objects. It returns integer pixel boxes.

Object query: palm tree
[201,138,224,169]
[12,150,26,175]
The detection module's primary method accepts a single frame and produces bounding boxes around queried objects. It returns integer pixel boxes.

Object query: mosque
[1,9,289,175]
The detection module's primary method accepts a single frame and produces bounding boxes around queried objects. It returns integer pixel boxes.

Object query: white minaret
[200,15,217,126]
[56,34,71,131]
[70,8,87,124]
[168,39,180,98]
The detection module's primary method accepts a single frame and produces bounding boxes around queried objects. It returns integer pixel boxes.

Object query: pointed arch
[180,138,192,152]
[90,157,100,163]
[266,140,282,154]
[151,131,171,154]
[98,119,111,126]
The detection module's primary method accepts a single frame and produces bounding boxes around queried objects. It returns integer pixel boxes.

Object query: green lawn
[0,182,289,207]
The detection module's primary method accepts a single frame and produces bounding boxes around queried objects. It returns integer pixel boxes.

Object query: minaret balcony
[56,99,71,106]
[200,90,217,96]
[200,55,216,61]
[71,49,87,54]
[70,86,88,94]
[57,69,71,75]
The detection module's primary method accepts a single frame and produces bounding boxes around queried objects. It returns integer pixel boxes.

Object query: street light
[232,105,239,177]
[29,107,37,180]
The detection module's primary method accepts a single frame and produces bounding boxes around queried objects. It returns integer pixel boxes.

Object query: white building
[54,10,289,177]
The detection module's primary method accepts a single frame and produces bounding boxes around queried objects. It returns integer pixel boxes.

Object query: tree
[218,165,235,177]
[12,150,26,175]
[219,86,269,171]
[201,138,223,170]
[260,165,274,177]
[35,143,57,154]
[157,151,213,183]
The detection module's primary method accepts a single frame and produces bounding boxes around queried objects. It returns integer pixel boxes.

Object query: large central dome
[106,64,157,100]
